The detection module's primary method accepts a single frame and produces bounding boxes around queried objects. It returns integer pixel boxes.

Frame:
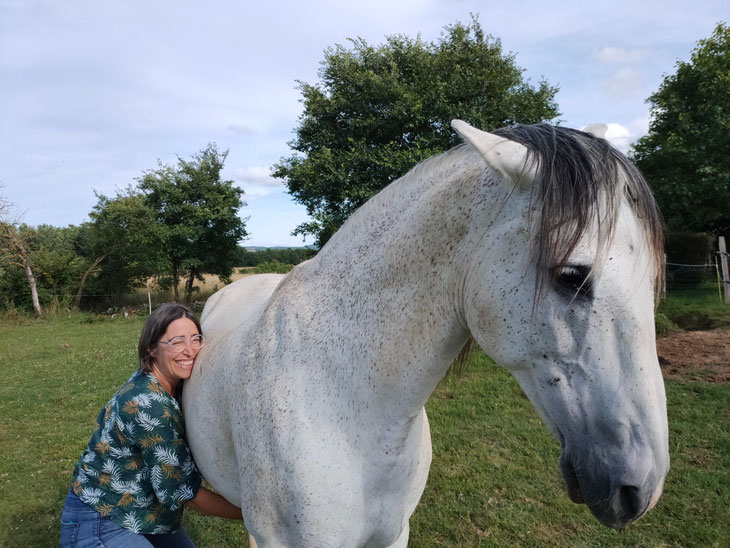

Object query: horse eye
[555,264,592,298]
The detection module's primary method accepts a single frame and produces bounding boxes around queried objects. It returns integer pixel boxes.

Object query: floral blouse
[71,370,202,534]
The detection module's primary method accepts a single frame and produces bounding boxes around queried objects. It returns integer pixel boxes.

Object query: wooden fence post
[718,236,730,304]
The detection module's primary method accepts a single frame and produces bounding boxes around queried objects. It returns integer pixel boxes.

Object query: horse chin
[558,450,656,529]
[558,452,585,504]
[558,454,624,529]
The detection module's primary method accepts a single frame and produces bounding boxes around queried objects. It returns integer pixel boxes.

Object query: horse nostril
[618,485,644,518]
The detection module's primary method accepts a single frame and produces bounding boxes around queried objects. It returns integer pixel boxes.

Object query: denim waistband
[62,487,99,517]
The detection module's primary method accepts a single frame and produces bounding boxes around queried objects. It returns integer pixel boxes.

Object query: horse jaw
[451,119,535,188]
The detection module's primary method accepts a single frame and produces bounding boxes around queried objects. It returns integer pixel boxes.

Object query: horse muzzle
[558,450,667,529]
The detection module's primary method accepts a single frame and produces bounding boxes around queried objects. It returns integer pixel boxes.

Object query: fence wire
[665,261,722,298]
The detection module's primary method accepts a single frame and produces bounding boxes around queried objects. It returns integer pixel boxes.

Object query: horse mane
[449,123,664,374]
[494,123,664,301]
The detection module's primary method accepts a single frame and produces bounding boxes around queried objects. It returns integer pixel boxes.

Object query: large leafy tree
[137,144,248,303]
[632,23,730,234]
[74,189,163,308]
[273,17,560,246]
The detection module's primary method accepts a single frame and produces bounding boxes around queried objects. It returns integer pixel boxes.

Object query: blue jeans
[60,488,195,547]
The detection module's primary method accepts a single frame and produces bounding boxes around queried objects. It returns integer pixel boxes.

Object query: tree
[273,16,560,246]
[1,223,97,313]
[0,192,42,315]
[74,189,163,308]
[137,144,248,303]
[632,22,730,235]
[30,225,87,306]
[0,223,43,315]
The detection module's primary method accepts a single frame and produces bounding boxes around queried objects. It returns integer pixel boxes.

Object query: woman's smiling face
[150,317,201,394]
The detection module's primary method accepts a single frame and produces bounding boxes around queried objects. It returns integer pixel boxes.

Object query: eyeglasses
[158,334,205,353]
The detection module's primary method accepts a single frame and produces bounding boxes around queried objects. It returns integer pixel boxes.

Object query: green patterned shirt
[71,370,202,534]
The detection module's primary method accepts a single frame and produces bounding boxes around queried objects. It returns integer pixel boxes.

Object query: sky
[1,0,727,247]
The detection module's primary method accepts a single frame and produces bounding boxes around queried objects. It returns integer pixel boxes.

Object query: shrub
[655,312,680,337]
[658,292,730,331]
[252,261,294,274]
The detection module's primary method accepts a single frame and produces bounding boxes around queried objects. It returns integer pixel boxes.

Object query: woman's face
[150,317,201,394]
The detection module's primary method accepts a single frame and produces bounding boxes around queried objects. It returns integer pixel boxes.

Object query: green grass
[1,316,729,546]
[659,290,730,331]
[411,354,730,546]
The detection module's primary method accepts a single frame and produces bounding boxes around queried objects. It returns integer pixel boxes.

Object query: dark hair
[138,303,202,373]
[493,124,664,301]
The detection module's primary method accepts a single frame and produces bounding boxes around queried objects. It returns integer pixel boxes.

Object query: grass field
[1,313,729,547]
[658,289,730,331]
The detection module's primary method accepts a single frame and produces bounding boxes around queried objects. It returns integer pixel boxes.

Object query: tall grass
[659,290,730,331]
[1,316,728,546]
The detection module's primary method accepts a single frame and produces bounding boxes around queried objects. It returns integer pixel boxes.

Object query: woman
[60,303,242,547]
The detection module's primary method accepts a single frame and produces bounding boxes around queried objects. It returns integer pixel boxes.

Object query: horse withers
[184,120,669,546]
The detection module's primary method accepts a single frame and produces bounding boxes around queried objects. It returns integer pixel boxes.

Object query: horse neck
[296,148,499,413]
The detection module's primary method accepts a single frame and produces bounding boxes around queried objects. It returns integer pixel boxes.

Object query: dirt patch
[656,328,730,383]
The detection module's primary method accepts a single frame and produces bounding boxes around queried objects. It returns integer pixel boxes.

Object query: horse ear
[450,120,534,189]
[583,123,608,139]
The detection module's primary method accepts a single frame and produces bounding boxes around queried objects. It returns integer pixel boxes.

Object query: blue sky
[0,0,726,246]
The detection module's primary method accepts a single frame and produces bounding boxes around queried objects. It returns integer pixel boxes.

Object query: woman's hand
[187,486,243,520]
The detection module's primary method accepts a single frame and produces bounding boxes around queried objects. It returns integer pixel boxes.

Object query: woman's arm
[186,486,243,520]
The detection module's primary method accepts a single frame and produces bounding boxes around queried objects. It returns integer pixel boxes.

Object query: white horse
[184,120,669,546]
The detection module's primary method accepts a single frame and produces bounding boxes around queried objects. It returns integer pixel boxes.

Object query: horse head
[452,120,669,528]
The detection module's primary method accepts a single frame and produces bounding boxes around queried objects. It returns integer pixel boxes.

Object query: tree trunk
[75,254,107,309]
[184,271,196,305]
[172,267,180,303]
[12,237,42,316]
[0,214,42,315]
[24,262,42,316]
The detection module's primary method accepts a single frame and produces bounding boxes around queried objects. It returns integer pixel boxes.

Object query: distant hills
[244,245,318,251]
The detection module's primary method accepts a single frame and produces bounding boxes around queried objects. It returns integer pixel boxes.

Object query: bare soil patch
[656,328,730,383]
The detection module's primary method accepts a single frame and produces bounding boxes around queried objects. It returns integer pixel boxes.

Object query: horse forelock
[493,124,664,302]
[448,125,664,376]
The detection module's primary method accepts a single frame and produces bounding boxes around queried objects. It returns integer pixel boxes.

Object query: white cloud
[604,123,631,152]
[628,116,650,139]
[598,117,650,153]
[600,67,645,98]
[234,166,279,186]
[2,0,723,245]
[234,166,284,198]
[227,123,256,135]
[593,46,649,64]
